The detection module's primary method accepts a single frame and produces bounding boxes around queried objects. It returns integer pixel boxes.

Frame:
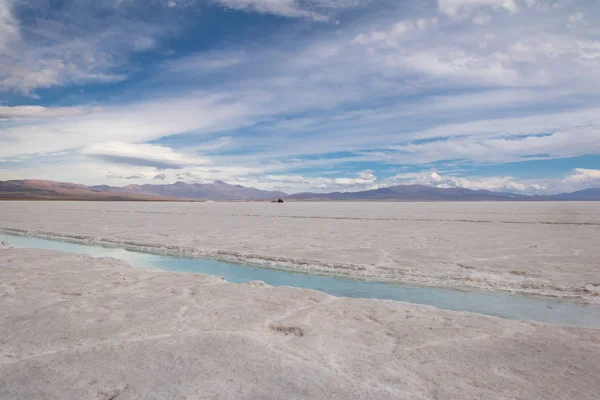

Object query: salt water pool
[1,233,599,327]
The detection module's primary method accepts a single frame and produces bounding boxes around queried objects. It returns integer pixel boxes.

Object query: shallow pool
[1,233,599,327]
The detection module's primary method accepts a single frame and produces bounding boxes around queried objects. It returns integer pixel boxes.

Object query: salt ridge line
[1,228,598,303]
[4,232,600,328]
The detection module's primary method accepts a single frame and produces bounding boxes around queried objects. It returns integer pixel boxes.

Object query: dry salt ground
[1,249,599,400]
[0,201,599,399]
[1,201,599,301]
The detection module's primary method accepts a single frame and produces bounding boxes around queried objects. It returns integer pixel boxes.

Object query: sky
[1,0,600,194]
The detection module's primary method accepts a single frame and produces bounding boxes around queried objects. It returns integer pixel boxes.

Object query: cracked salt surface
[2,233,599,328]
[2,248,598,400]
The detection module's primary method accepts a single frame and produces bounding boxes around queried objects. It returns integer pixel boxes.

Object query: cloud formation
[0,0,599,194]
[215,0,325,20]
[389,171,544,194]
[0,106,91,119]
[437,0,519,16]
[562,168,600,191]
[81,142,210,169]
[1,0,183,94]
[214,0,361,20]
[0,0,18,55]
[315,170,379,191]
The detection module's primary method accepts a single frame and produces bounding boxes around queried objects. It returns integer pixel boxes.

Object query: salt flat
[1,248,599,400]
[1,201,598,301]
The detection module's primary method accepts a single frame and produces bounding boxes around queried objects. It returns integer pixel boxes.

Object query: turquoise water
[2,233,599,327]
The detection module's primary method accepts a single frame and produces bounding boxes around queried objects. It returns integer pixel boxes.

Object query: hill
[0,180,185,201]
[286,185,527,201]
[90,180,286,201]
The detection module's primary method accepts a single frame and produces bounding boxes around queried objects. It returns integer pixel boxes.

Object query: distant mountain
[286,185,528,201]
[2,179,600,202]
[0,180,184,201]
[91,180,287,201]
[548,188,600,201]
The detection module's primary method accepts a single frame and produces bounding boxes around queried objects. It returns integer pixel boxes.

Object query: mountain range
[0,180,187,201]
[1,179,599,201]
[287,186,600,201]
[90,181,286,201]
[0,179,284,201]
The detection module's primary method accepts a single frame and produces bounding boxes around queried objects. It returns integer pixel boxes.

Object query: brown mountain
[0,180,186,201]
[91,180,287,201]
[546,188,600,201]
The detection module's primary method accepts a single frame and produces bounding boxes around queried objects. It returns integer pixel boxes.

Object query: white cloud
[0,92,262,159]
[314,169,378,191]
[133,37,156,51]
[81,142,210,169]
[0,0,181,94]
[566,168,600,181]
[106,172,148,180]
[567,12,584,25]
[389,171,544,193]
[345,3,600,90]
[410,107,600,140]
[437,0,519,17]
[164,51,248,74]
[384,168,600,195]
[213,0,362,20]
[213,169,381,192]
[562,168,600,190]
[1,33,128,94]
[402,51,521,86]
[0,0,18,54]
[215,0,326,20]
[473,13,492,24]
[390,125,600,165]
[2,89,598,179]
[0,106,92,119]
[191,136,235,152]
[264,174,309,184]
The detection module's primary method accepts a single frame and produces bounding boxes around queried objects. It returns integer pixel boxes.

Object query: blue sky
[1,0,600,194]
